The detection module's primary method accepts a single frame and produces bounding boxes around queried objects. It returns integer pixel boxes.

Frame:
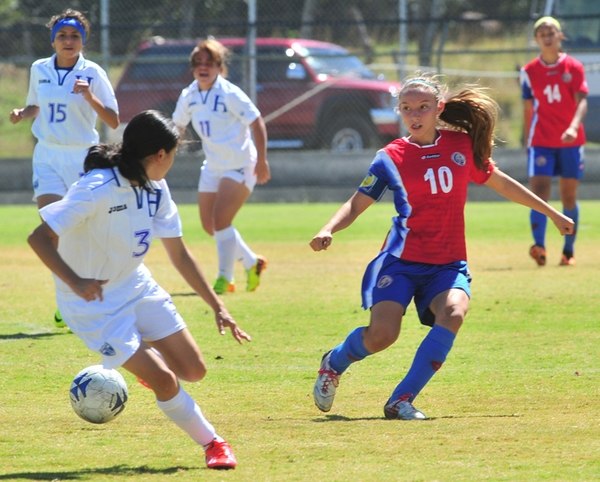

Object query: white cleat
[313,351,340,412]
[384,399,427,420]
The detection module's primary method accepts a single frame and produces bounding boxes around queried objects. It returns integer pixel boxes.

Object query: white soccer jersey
[40,167,182,309]
[172,75,260,169]
[26,54,118,147]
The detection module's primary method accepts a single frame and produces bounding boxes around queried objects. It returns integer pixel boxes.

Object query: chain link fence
[3,0,600,154]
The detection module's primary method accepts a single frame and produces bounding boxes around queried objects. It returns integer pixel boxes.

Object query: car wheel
[323,115,379,152]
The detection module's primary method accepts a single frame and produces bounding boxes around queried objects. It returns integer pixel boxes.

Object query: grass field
[0,202,598,481]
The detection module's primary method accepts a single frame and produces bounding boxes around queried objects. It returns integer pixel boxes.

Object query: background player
[9,8,119,210]
[310,74,574,420]
[172,38,270,295]
[520,16,588,266]
[9,8,119,327]
[27,110,249,470]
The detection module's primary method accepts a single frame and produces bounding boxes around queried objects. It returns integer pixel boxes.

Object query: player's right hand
[309,231,333,251]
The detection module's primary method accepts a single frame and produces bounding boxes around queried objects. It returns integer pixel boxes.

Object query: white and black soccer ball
[69,365,128,424]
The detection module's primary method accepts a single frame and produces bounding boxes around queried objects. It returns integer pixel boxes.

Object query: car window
[303,47,375,79]
[127,45,191,81]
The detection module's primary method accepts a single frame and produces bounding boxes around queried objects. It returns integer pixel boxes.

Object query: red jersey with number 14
[520,53,588,148]
[358,130,494,264]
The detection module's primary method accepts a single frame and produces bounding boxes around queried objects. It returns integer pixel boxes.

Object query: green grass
[1,202,599,481]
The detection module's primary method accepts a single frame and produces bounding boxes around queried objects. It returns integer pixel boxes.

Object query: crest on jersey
[359,173,378,188]
[562,72,572,83]
[451,152,467,166]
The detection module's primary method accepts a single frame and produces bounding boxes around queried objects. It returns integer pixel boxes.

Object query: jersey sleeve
[152,180,183,238]
[571,59,589,95]
[91,66,119,113]
[469,158,495,185]
[25,61,40,107]
[172,88,192,128]
[357,150,393,201]
[520,68,533,100]
[225,84,261,126]
[39,182,96,236]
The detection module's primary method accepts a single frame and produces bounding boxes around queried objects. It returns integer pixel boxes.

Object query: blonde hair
[400,73,498,170]
[190,38,230,77]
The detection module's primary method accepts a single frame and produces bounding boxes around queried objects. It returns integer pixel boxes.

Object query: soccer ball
[69,365,128,424]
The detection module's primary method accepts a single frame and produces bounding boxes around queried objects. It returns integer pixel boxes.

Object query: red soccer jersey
[520,53,588,148]
[364,130,493,264]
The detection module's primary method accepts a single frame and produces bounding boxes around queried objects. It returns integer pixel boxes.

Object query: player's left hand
[255,160,271,185]
[215,308,252,344]
[561,126,578,143]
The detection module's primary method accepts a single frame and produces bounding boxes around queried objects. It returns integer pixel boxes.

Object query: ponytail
[439,87,498,170]
[83,110,179,190]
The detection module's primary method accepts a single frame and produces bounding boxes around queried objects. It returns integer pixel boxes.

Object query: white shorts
[32,143,89,200]
[59,281,187,369]
[198,160,257,193]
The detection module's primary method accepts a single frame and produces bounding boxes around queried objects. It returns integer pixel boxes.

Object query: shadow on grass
[313,413,522,422]
[313,414,382,422]
[0,464,196,480]
[0,331,68,340]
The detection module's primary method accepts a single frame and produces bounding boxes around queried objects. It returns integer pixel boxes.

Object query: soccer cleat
[529,244,547,266]
[54,309,67,328]
[246,255,268,292]
[313,351,340,412]
[559,254,576,266]
[213,276,235,295]
[384,397,427,420]
[204,439,237,470]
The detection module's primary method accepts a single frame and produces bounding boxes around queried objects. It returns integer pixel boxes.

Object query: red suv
[113,37,401,151]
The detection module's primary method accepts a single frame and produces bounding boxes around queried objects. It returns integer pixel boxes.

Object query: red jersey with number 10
[520,53,588,148]
[358,130,494,264]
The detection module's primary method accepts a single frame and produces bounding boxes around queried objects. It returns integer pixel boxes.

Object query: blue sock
[388,325,455,403]
[329,327,371,374]
[562,205,578,256]
[530,210,547,247]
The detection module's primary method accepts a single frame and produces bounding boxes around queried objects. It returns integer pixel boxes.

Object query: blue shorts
[527,146,584,179]
[361,253,472,327]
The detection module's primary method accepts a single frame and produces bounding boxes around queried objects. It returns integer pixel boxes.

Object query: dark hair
[400,74,498,170]
[84,110,179,189]
[440,88,498,169]
[46,9,91,39]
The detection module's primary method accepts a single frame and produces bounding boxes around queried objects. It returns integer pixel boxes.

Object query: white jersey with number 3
[40,168,182,308]
[26,54,118,147]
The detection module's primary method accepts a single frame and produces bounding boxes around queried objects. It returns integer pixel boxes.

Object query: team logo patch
[535,155,547,167]
[376,275,393,289]
[451,152,466,166]
[99,342,116,357]
[359,174,377,188]
[562,72,572,83]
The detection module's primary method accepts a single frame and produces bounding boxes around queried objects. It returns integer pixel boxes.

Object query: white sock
[234,227,257,270]
[214,226,237,280]
[156,387,216,446]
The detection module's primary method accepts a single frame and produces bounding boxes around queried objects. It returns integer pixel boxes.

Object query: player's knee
[150,369,180,398]
[438,306,467,333]
[178,360,207,382]
[364,325,398,353]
